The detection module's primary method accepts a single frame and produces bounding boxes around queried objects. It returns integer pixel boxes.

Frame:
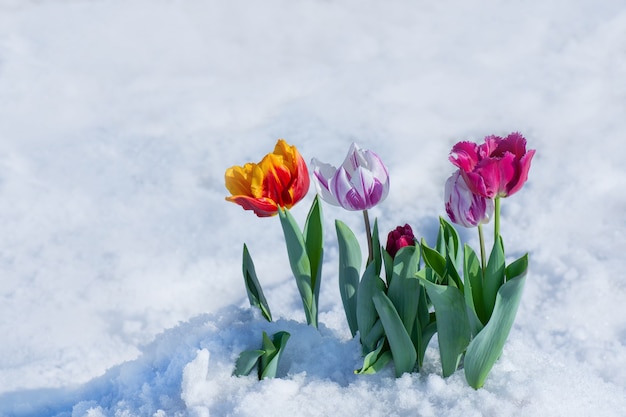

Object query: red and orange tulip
[225,139,310,217]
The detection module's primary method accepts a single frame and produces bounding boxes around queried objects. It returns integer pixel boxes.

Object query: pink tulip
[311,143,389,211]
[445,171,494,228]
[449,132,535,199]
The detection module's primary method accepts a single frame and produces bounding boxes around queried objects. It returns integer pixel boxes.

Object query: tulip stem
[494,197,501,242]
[478,224,487,272]
[363,209,374,264]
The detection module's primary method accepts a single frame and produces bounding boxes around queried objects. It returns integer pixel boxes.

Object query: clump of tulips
[224,133,535,388]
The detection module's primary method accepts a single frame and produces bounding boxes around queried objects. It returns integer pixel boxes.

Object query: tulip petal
[450,141,479,172]
[225,163,256,196]
[334,166,366,210]
[311,158,340,206]
[506,148,535,197]
[225,195,278,217]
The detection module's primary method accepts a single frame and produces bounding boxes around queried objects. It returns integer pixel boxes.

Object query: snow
[1,0,626,416]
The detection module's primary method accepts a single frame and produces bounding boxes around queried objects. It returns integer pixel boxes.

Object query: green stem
[478,223,486,273]
[363,209,373,264]
[494,197,501,242]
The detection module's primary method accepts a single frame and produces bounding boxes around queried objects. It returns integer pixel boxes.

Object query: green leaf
[421,239,447,281]
[336,220,362,337]
[371,218,382,276]
[242,244,272,322]
[483,236,505,320]
[440,217,462,270]
[233,349,265,377]
[382,248,394,287]
[387,245,420,336]
[260,331,291,379]
[506,253,529,281]
[361,319,384,352]
[357,262,385,352]
[304,195,324,313]
[464,275,526,389]
[356,338,392,374]
[278,207,316,327]
[463,244,486,332]
[372,291,417,377]
[419,279,471,377]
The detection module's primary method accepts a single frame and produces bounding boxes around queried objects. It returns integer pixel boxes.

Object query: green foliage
[464,275,526,388]
[242,244,272,322]
[336,219,362,337]
[233,331,291,379]
[419,278,471,377]
[278,197,324,328]
[373,291,417,377]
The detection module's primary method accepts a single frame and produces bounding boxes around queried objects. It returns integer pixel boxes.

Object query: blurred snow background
[1,0,625,416]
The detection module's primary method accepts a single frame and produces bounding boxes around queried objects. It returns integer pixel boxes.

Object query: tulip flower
[449,132,535,199]
[312,143,389,263]
[311,143,389,211]
[444,171,494,228]
[225,139,310,217]
[386,224,416,258]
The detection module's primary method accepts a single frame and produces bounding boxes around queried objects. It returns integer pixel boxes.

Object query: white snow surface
[1,0,626,416]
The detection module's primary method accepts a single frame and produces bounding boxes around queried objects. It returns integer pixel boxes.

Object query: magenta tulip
[449,132,535,199]
[445,171,494,228]
[386,224,416,258]
[311,143,390,211]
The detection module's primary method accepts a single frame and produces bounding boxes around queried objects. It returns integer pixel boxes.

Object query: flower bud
[386,224,415,258]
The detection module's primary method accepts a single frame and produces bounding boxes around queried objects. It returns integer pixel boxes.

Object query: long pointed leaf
[420,279,471,377]
[357,262,385,352]
[483,236,505,320]
[304,196,324,312]
[421,239,447,281]
[336,220,362,337]
[464,275,526,388]
[242,244,272,322]
[387,246,420,335]
[371,218,382,275]
[463,244,485,332]
[373,291,417,377]
[278,207,316,327]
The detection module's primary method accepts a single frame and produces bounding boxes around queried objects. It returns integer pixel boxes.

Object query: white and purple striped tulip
[311,143,390,211]
[445,170,493,228]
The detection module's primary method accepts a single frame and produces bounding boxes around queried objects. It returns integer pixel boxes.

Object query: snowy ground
[1,0,626,416]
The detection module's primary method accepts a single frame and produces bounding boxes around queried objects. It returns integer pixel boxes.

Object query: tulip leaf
[233,349,265,377]
[242,244,272,322]
[278,207,316,327]
[373,291,417,377]
[371,218,382,275]
[387,246,420,335]
[464,275,526,389]
[356,338,392,374]
[463,244,486,332]
[357,262,385,352]
[260,331,291,379]
[483,236,505,320]
[336,220,362,337]
[304,195,324,321]
[421,239,446,282]
[382,248,394,286]
[419,278,471,377]
[439,217,462,270]
[505,253,529,282]
[361,319,384,352]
